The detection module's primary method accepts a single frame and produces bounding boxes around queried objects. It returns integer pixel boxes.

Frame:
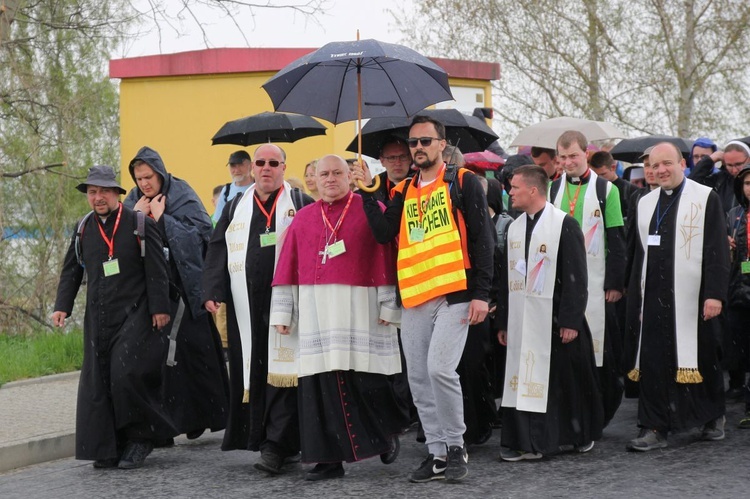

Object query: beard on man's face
[414,152,438,170]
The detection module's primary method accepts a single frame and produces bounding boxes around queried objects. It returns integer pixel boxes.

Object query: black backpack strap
[443,164,464,214]
[595,176,608,221]
[74,211,94,267]
[290,187,304,211]
[134,210,146,258]
[549,179,561,204]
[223,183,232,203]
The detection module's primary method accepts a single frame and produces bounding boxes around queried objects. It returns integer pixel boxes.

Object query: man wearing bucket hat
[52,165,175,469]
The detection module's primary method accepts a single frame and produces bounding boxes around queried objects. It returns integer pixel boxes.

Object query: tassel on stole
[675,367,703,384]
[267,373,298,388]
[627,368,641,382]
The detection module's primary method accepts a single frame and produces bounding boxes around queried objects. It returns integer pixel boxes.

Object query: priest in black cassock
[496,165,604,461]
[203,144,312,475]
[52,166,175,469]
[624,142,729,451]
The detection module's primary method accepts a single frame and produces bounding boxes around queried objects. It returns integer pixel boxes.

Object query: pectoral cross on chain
[319,245,328,264]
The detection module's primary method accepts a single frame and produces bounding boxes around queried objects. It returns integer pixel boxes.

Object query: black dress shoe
[282,452,302,465]
[153,437,174,448]
[726,387,744,401]
[254,450,283,475]
[93,458,119,469]
[304,462,344,481]
[118,441,154,469]
[380,435,400,464]
[474,426,493,445]
[186,429,205,440]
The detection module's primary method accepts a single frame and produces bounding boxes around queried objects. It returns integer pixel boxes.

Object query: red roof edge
[109,48,500,81]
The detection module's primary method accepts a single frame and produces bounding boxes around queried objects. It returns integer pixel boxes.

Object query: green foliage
[0,0,130,333]
[0,329,83,385]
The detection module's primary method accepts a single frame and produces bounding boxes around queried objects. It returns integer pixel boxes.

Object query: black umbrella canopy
[262,39,454,125]
[211,112,327,147]
[345,109,499,158]
[610,135,692,163]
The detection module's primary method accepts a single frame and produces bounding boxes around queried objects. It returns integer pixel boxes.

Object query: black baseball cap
[227,150,251,165]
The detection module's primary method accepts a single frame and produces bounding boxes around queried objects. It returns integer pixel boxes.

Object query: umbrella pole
[355,32,380,193]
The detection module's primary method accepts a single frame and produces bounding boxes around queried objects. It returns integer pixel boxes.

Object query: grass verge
[0,330,83,387]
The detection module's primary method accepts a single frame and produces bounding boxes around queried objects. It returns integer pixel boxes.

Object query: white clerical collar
[527,206,545,220]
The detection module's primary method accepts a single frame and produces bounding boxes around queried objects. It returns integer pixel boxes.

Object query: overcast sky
[121,0,407,57]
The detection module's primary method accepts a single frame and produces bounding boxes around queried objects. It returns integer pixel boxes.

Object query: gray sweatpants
[401,296,470,456]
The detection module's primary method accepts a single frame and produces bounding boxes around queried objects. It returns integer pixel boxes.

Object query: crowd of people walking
[51,113,748,484]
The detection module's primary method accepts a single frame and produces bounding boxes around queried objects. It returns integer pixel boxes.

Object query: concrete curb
[0,432,76,473]
[1,370,80,390]
[0,371,79,472]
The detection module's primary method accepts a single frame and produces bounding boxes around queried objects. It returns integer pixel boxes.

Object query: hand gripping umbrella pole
[356,32,381,194]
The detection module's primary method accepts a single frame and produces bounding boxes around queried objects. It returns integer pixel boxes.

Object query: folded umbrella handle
[357,175,381,193]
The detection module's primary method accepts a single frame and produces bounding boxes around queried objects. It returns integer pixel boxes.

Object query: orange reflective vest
[393,168,470,308]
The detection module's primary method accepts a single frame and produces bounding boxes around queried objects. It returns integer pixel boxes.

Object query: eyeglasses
[407,137,441,148]
[382,154,410,163]
[254,160,284,167]
[725,161,748,170]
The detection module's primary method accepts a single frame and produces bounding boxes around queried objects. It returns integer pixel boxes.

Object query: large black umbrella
[345,109,499,158]
[610,135,692,163]
[262,39,453,124]
[211,112,326,146]
[262,38,454,192]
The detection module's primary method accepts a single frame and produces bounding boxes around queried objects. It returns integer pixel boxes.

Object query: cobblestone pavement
[1,395,749,498]
[0,373,78,445]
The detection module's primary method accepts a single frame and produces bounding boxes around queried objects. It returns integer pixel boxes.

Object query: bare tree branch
[0,298,54,331]
[1,162,64,178]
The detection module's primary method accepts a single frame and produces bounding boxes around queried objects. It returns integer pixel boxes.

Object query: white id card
[648,235,661,246]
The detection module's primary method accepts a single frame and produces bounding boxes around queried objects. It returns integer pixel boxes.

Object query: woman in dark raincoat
[124,146,229,437]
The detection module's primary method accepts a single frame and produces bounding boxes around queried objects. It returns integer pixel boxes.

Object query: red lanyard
[321,191,354,240]
[565,169,590,217]
[254,186,284,233]
[386,178,392,200]
[97,203,123,260]
[415,165,445,225]
[746,210,750,260]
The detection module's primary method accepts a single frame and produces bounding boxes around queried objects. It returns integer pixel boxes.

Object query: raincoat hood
[688,137,717,171]
[734,165,750,209]
[123,146,212,319]
[128,146,171,196]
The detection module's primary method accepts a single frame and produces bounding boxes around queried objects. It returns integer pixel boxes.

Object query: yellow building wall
[118,72,492,211]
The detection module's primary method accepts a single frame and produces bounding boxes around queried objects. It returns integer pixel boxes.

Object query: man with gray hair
[271,154,407,480]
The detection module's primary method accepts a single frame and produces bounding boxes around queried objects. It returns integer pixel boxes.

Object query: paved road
[1,397,748,498]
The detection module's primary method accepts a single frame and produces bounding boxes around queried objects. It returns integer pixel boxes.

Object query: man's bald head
[316,154,352,202]
[649,142,686,190]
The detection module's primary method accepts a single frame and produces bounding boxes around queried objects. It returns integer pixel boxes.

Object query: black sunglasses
[255,160,284,167]
[407,137,441,148]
